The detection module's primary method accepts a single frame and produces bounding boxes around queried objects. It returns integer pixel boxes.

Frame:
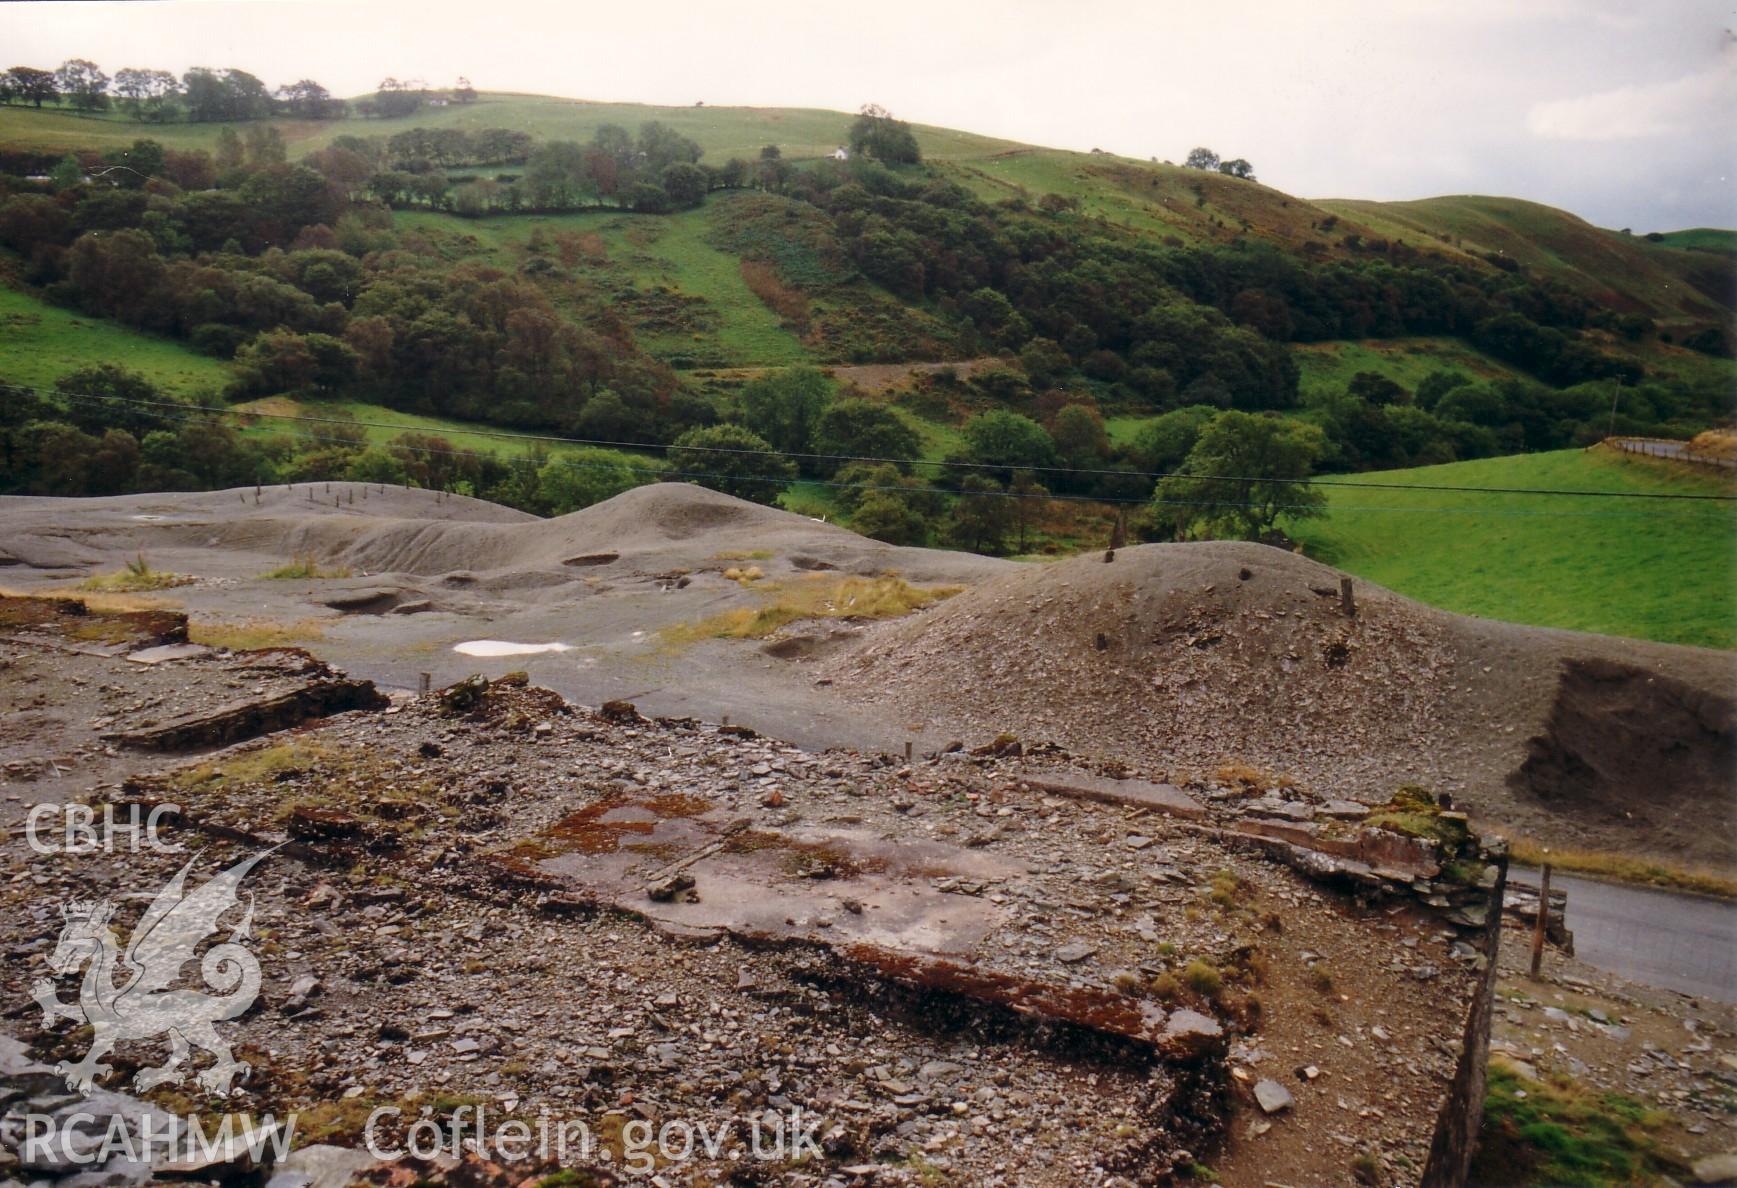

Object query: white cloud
[1527,38,1736,140]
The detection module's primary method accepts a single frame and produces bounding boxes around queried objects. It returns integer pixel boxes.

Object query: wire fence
[1606,436,1737,472]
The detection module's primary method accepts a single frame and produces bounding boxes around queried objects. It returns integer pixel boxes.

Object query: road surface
[1606,437,1737,469]
[1509,866,1737,1003]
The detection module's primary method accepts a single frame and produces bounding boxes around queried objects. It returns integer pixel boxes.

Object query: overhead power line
[34,395,1729,521]
[17,382,1737,508]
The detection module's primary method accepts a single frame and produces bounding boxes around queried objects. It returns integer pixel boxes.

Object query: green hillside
[1,90,1732,631]
[3,92,1731,329]
[1293,338,1521,397]
[0,284,233,393]
[0,283,648,469]
[392,189,957,368]
[1650,228,1737,253]
[1291,447,1737,648]
[229,395,658,470]
[1318,195,1732,327]
[394,204,814,368]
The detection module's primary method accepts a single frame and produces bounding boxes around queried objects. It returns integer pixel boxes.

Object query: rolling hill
[1320,195,1734,328]
[0,91,1731,655]
[2,91,1730,330]
[0,94,1020,164]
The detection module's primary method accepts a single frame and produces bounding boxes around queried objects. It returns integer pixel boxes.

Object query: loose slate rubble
[1021,772,1207,820]
[100,652,386,751]
[1253,1078,1294,1115]
[0,604,1512,1187]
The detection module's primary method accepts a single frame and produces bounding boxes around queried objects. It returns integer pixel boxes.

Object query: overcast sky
[5,0,1733,230]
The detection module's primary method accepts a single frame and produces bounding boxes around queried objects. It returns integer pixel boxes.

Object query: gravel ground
[0,614,1503,1187]
[820,541,1735,866]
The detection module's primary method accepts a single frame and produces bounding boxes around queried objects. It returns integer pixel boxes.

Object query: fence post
[1530,862,1552,979]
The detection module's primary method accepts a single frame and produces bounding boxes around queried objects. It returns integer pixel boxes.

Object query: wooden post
[1339,576,1356,618]
[904,740,913,764]
[1530,862,1552,979]
[418,672,431,696]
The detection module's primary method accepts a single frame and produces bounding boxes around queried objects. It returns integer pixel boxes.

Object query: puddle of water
[453,640,574,657]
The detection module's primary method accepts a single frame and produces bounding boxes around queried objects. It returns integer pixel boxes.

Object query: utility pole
[1606,377,1622,441]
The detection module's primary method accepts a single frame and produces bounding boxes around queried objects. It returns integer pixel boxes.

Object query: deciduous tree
[948,473,1013,553]
[1154,411,1326,540]
[813,399,922,475]
[668,424,794,505]
[54,59,108,111]
[849,104,921,165]
[113,68,178,120]
[7,67,58,109]
[740,366,833,460]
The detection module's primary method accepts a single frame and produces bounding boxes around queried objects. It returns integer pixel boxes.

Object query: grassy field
[942,153,1204,239]
[1471,1056,1684,1186]
[0,284,234,394]
[616,206,813,365]
[939,151,1364,248]
[397,203,813,368]
[1291,447,1737,649]
[228,395,659,471]
[396,188,970,368]
[1651,228,1737,253]
[1293,337,1521,395]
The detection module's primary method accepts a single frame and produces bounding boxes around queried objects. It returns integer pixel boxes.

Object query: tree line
[0,61,477,123]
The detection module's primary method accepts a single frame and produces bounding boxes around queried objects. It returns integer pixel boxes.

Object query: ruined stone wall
[1419,855,1508,1187]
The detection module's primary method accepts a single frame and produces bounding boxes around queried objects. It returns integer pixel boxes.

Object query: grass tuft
[170,740,332,793]
[187,618,327,650]
[78,555,192,593]
[261,554,353,580]
[662,575,959,644]
[1470,1056,1685,1186]
[1182,959,1223,998]
[1364,784,1470,847]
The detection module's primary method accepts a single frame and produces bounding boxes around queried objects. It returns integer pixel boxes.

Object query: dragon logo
[31,849,275,1096]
